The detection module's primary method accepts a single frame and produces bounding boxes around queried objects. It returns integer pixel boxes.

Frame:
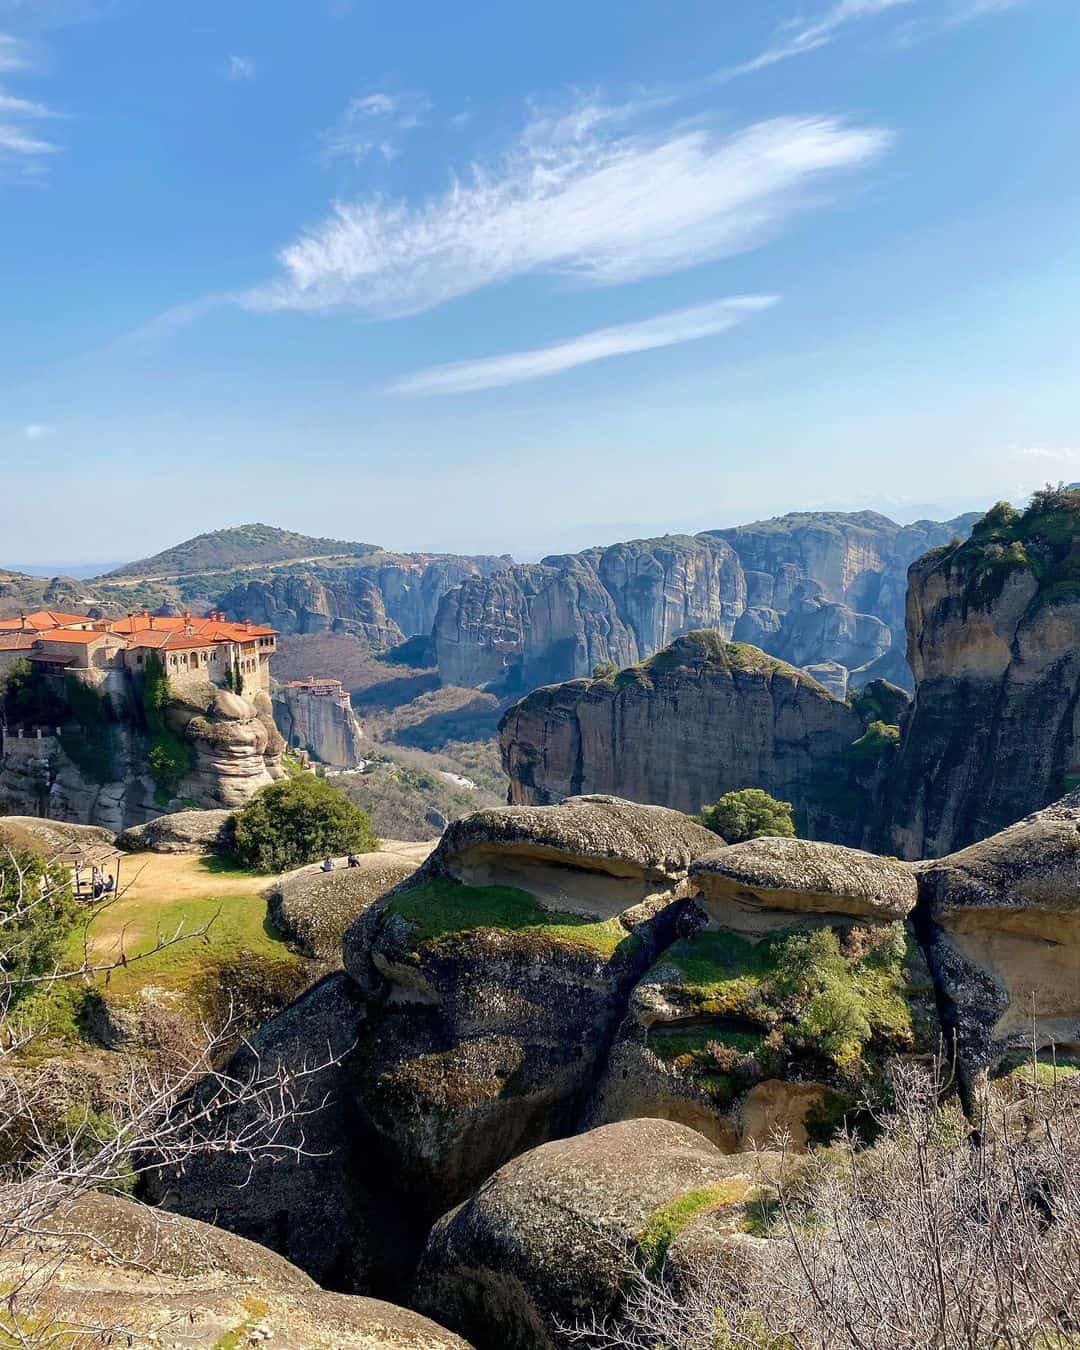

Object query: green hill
[103,524,381,579]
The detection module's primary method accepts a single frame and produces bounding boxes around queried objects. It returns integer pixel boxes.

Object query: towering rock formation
[221,554,510,644]
[885,490,1080,858]
[274,679,365,768]
[434,535,746,690]
[433,513,979,695]
[498,631,876,844]
[711,509,980,641]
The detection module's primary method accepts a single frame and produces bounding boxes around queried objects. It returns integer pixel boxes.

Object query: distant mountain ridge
[103,524,381,578]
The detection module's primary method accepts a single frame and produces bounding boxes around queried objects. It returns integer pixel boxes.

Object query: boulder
[421,794,720,918]
[117,807,234,854]
[0,815,115,863]
[916,791,1080,1089]
[268,851,421,959]
[413,1119,767,1350]
[338,798,713,1227]
[1,1189,471,1348]
[690,837,918,926]
[586,838,931,1150]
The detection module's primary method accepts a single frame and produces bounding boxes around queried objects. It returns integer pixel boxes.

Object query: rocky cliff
[0,670,283,830]
[884,490,1080,858]
[274,681,365,768]
[221,553,510,644]
[434,512,978,695]
[434,535,746,691]
[498,631,883,844]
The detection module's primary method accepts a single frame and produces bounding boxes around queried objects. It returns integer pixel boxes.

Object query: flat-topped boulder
[420,794,719,922]
[434,794,720,880]
[117,807,234,854]
[917,791,1080,923]
[915,792,1080,1086]
[268,849,423,959]
[691,837,917,924]
[1,1189,471,1348]
[413,1118,767,1350]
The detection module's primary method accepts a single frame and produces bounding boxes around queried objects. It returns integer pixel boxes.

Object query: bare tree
[569,1057,1080,1350]
[0,840,344,1346]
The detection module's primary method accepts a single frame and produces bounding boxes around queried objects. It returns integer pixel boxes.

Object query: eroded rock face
[711,510,979,659]
[691,837,917,923]
[274,681,365,768]
[1,1189,471,1349]
[222,553,511,642]
[168,685,284,810]
[434,536,746,691]
[413,1119,764,1350]
[916,791,1080,1091]
[885,497,1080,858]
[499,632,871,846]
[152,972,390,1293]
[222,573,405,646]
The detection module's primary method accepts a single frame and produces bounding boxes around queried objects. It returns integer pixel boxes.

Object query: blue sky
[1,0,1077,565]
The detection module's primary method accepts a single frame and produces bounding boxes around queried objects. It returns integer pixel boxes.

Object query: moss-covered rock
[413,1118,767,1350]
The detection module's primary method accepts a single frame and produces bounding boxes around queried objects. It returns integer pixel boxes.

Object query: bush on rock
[700,788,796,843]
[230,775,377,873]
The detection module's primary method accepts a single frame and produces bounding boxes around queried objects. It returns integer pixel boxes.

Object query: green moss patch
[636,1180,749,1275]
[951,488,1080,610]
[644,924,920,1113]
[386,877,636,958]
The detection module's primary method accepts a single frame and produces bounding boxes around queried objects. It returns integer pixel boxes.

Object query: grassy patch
[386,877,635,958]
[637,1181,749,1275]
[25,853,301,1042]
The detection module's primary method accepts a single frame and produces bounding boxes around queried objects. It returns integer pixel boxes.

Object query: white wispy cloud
[718,0,917,80]
[242,103,890,319]
[0,31,27,70]
[390,295,778,395]
[948,0,1030,19]
[320,88,430,165]
[227,54,255,81]
[23,423,52,439]
[0,31,66,174]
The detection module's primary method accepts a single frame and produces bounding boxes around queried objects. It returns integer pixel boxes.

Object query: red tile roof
[0,610,96,632]
[0,633,36,651]
[35,630,115,646]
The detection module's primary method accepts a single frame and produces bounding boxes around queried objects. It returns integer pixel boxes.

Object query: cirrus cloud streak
[240,107,891,320]
[390,295,778,395]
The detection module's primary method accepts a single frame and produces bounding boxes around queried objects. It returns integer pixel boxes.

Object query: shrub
[58,677,118,785]
[142,654,195,802]
[700,788,796,843]
[0,847,78,1001]
[591,661,617,680]
[229,774,378,873]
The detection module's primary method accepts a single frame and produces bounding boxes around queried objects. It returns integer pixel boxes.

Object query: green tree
[591,661,617,680]
[229,774,378,873]
[0,847,78,1001]
[700,788,796,843]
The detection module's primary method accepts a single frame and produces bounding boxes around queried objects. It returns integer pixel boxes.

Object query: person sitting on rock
[321,856,335,872]
[347,853,361,868]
